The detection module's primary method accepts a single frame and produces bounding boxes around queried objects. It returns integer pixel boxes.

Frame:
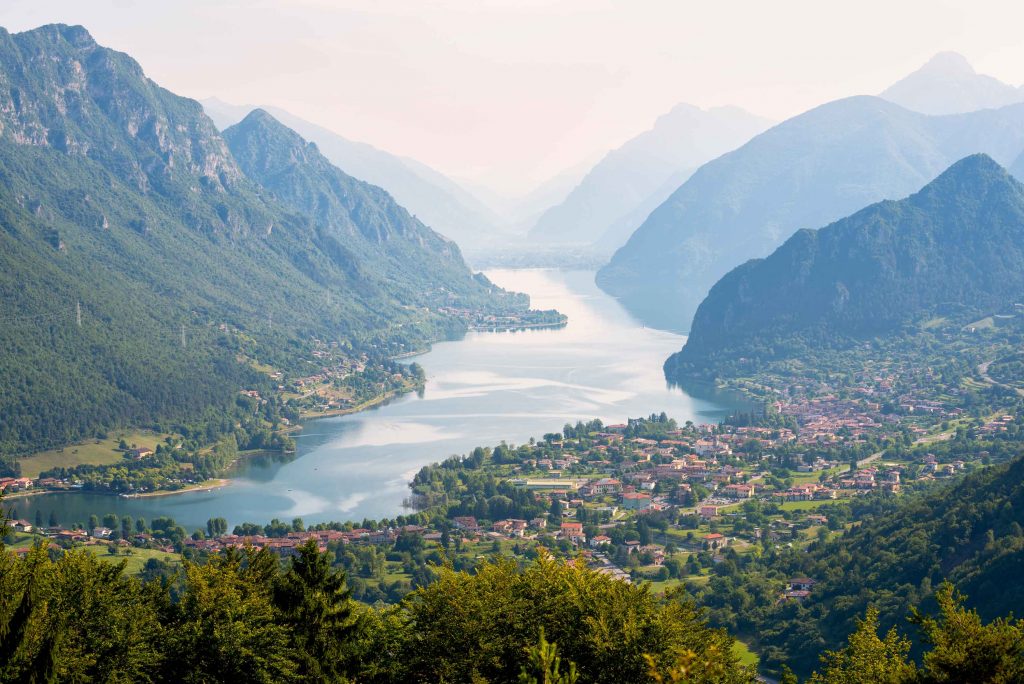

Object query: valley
[4,12,1024,684]
[9,269,738,528]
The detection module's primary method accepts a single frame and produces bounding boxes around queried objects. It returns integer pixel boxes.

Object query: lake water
[13,269,738,531]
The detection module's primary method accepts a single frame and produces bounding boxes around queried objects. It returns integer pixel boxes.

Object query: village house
[0,477,33,492]
[703,533,726,550]
[723,483,755,499]
[560,521,586,545]
[492,519,528,537]
[639,544,666,565]
[57,529,88,543]
[699,505,721,519]
[621,492,653,511]
[788,577,817,592]
[452,516,480,531]
[695,439,732,457]
[129,447,154,460]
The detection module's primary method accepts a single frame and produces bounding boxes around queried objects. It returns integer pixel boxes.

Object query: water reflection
[16,269,740,530]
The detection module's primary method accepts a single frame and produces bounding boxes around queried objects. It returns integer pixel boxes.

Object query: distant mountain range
[0,24,518,452]
[667,154,1024,382]
[597,96,1024,332]
[529,104,771,252]
[881,51,1024,115]
[459,162,593,237]
[202,98,510,251]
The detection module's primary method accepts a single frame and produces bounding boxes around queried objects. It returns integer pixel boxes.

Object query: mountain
[202,97,508,251]
[1011,148,1024,181]
[881,52,1024,115]
[667,154,1024,380]
[0,25,515,453]
[222,109,487,304]
[457,162,593,237]
[597,96,1024,332]
[529,104,771,251]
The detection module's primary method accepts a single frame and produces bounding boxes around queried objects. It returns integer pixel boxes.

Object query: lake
[13,269,739,531]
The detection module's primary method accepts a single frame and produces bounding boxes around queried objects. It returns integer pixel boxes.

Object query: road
[978,360,1024,397]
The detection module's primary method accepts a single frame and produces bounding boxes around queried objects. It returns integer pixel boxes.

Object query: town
[8,390,1016,605]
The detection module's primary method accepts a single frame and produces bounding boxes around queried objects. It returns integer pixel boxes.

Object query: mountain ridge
[666,153,1024,381]
[529,103,771,251]
[222,108,494,307]
[0,24,518,453]
[881,51,1024,115]
[597,95,1024,332]
[202,97,509,250]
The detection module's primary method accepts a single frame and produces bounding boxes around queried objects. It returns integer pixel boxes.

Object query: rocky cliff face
[0,25,241,194]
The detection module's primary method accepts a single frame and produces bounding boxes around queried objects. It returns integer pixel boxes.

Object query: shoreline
[12,384,422,503]
[296,381,423,422]
[120,478,230,499]
[468,320,567,333]
[5,488,76,501]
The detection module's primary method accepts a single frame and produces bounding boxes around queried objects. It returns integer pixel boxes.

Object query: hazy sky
[2,0,1024,195]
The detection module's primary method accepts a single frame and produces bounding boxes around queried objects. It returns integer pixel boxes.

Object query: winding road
[978,360,1024,397]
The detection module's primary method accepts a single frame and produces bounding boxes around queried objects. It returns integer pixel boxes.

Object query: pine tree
[273,539,357,682]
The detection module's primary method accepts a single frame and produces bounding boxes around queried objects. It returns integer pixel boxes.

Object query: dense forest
[2,506,1023,682]
[0,25,529,455]
[0,532,752,684]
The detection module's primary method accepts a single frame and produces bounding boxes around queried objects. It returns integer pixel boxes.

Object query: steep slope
[0,25,514,453]
[754,441,1024,676]
[881,52,1024,115]
[202,98,507,250]
[529,104,770,251]
[598,97,1024,331]
[1011,148,1024,181]
[668,155,1024,380]
[222,109,495,308]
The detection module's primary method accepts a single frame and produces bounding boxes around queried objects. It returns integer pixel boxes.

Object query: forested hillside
[222,109,499,308]
[668,154,1024,384]
[202,97,509,252]
[0,536,753,684]
[0,24,523,454]
[692,431,1024,677]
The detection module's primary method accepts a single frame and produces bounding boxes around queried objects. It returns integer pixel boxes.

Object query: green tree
[397,552,750,684]
[808,606,915,684]
[206,517,228,538]
[273,539,357,683]
[164,547,297,683]
[911,583,1024,683]
[519,629,578,684]
[0,545,163,682]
